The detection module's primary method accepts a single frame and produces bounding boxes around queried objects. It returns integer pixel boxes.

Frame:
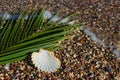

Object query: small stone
[66,53,70,57]
[69,72,74,78]
[73,54,77,58]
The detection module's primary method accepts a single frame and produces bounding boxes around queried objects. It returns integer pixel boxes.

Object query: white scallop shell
[31,48,61,73]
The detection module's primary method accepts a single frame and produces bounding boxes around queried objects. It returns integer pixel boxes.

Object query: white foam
[68,21,75,25]
[2,12,11,20]
[51,15,61,22]
[112,50,120,58]
[83,28,120,58]
[43,10,52,19]
[83,28,102,43]
[60,17,69,23]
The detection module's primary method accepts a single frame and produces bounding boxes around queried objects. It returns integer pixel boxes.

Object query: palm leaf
[0,8,80,65]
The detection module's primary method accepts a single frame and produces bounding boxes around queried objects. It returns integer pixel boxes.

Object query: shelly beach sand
[0,0,120,79]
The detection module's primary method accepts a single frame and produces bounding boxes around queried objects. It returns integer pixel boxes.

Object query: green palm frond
[0,8,80,65]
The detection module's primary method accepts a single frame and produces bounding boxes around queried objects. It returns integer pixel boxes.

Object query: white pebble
[4,63,10,70]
